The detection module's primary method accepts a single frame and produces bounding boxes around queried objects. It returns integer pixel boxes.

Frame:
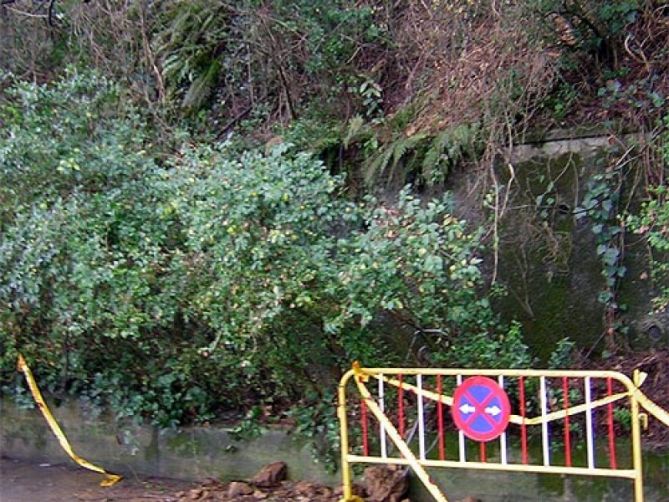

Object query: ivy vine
[575,166,627,347]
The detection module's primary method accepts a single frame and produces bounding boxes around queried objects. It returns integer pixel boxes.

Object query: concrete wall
[0,397,338,485]
[458,130,668,358]
[409,449,669,502]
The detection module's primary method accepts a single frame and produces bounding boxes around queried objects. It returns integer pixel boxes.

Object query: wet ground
[0,456,194,501]
[0,457,342,501]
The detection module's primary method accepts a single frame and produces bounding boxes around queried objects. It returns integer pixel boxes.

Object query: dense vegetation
[0,0,667,461]
[0,71,530,427]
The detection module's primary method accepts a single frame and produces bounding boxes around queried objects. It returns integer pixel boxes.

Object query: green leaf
[603,247,620,266]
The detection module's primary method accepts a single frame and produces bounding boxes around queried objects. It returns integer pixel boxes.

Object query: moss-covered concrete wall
[451,131,669,360]
[0,397,339,484]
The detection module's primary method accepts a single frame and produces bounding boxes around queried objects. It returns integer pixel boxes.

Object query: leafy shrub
[433,320,534,370]
[332,189,491,338]
[547,337,577,369]
[0,70,148,219]
[0,71,521,430]
[0,70,220,425]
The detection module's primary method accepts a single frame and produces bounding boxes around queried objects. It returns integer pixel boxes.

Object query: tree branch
[47,0,55,27]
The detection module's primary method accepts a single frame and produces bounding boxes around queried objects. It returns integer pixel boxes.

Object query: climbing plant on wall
[575,164,627,348]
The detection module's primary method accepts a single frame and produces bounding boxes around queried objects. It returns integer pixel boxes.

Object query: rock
[456,497,482,502]
[252,490,268,499]
[188,488,204,499]
[364,465,409,502]
[352,482,367,497]
[250,461,287,487]
[294,481,315,494]
[201,478,223,488]
[228,481,254,497]
[334,483,366,498]
[318,486,333,497]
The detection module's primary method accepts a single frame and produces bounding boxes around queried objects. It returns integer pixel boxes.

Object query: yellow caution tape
[634,390,669,428]
[17,354,122,487]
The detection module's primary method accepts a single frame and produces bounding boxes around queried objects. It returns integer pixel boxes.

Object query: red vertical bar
[360,398,369,456]
[562,377,572,467]
[519,376,528,464]
[437,375,445,460]
[607,377,618,469]
[398,374,405,438]
[480,442,487,463]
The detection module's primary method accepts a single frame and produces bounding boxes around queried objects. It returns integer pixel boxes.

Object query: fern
[182,60,221,110]
[365,142,395,185]
[153,0,228,110]
[388,133,427,182]
[364,133,428,186]
[421,124,481,185]
[362,120,482,188]
[343,115,365,149]
[422,129,453,185]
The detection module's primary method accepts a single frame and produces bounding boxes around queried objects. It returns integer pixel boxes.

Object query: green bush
[0,70,147,219]
[0,71,525,429]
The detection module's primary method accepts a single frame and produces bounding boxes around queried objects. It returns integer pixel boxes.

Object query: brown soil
[173,478,341,502]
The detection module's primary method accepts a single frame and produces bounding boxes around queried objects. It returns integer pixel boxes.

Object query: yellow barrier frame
[338,365,669,502]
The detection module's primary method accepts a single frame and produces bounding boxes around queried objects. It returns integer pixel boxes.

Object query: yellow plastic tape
[17,354,122,487]
[634,390,669,428]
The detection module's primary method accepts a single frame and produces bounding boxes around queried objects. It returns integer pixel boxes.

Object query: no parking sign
[451,376,511,442]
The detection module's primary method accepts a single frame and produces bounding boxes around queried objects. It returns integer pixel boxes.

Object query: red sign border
[451,376,511,442]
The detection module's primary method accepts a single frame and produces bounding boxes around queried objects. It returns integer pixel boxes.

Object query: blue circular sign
[451,376,511,442]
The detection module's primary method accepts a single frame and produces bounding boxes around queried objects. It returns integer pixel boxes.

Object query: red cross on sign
[451,376,511,442]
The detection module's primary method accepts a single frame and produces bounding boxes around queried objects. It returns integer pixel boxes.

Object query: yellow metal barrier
[338,364,669,502]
